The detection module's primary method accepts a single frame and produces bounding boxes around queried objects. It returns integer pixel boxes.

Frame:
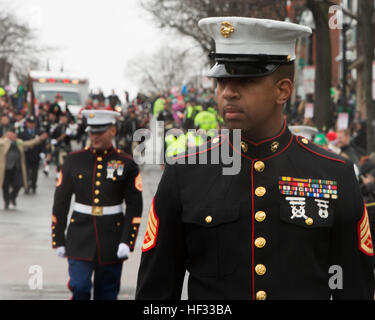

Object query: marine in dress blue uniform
[136,17,374,300]
[51,110,143,300]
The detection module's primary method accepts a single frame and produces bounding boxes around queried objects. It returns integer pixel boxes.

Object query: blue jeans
[68,258,123,300]
[17,97,24,112]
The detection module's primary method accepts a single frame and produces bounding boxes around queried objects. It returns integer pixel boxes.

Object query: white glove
[40,152,46,161]
[117,243,130,259]
[65,128,72,136]
[56,246,66,258]
[51,139,57,145]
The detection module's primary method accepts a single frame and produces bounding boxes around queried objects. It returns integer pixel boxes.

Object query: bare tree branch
[0,6,45,84]
[140,0,288,61]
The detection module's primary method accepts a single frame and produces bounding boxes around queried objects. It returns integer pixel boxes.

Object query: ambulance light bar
[33,78,87,84]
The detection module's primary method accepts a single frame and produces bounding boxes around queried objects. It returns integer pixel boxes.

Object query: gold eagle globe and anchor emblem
[220,21,235,38]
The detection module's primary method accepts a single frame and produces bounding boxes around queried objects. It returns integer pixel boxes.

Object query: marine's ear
[109,124,117,137]
[275,78,293,106]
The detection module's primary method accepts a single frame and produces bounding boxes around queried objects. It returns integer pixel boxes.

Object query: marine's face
[89,125,116,151]
[216,75,278,138]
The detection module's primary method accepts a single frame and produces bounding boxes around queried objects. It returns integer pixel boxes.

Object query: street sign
[337,112,349,130]
[303,66,315,95]
[304,102,314,119]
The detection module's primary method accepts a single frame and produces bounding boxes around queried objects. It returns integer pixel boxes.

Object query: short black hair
[272,61,295,83]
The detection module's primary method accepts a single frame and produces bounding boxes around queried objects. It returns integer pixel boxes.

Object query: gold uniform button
[301,138,309,145]
[94,198,100,204]
[255,264,266,276]
[52,233,56,238]
[96,181,101,186]
[256,290,267,300]
[205,216,213,224]
[78,174,83,179]
[95,190,100,195]
[97,157,103,162]
[270,141,279,153]
[255,187,266,197]
[52,226,56,230]
[112,177,117,181]
[97,164,103,170]
[255,211,266,222]
[52,241,56,246]
[255,237,266,248]
[116,222,121,227]
[97,172,101,178]
[305,218,314,226]
[71,218,75,223]
[241,141,248,152]
[254,161,265,173]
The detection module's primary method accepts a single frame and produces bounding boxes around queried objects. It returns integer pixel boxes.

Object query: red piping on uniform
[67,280,72,291]
[228,133,293,161]
[66,255,126,265]
[173,135,226,160]
[97,260,125,265]
[296,137,346,164]
[66,256,93,262]
[117,150,134,161]
[242,120,287,146]
[93,217,102,264]
[251,160,256,300]
[92,158,97,207]
[118,153,133,161]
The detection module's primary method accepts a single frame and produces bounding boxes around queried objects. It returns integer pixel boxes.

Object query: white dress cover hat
[82,110,120,133]
[198,17,312,78]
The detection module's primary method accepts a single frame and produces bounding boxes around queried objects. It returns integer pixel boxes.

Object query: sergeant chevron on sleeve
[135,17,374,300]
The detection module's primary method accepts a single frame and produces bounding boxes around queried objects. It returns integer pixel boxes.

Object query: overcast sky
[2,0,182,100]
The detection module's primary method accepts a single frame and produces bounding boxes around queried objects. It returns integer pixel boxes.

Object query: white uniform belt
[74,202,123,216]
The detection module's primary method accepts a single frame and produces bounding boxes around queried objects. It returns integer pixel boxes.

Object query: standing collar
[228,120,293,160]
[87,145,114,157]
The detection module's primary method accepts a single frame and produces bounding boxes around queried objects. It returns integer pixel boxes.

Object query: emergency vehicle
[28,70,89,118]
